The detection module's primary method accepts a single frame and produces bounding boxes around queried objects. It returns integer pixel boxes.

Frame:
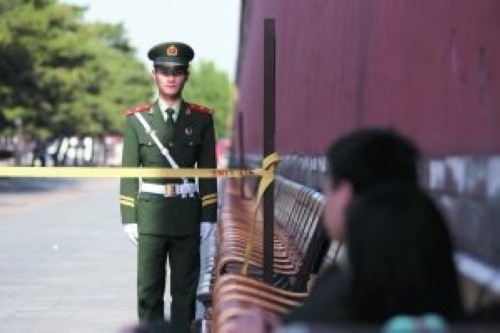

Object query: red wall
[236,0,500,156]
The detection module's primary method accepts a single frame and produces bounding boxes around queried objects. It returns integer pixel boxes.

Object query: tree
[0,0,152,139]
[0,1,233,141]
[183,60,234,139]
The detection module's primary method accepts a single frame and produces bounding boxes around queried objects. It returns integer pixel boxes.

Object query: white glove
[200,222,214,241]
[123,224,138,245]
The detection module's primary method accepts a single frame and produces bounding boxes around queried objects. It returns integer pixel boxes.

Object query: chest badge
[185,127,193,136]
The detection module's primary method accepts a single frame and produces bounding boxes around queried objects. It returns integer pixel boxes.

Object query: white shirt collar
[158,98,181,121]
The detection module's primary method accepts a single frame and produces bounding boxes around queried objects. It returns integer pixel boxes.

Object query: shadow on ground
[0,178,81,193]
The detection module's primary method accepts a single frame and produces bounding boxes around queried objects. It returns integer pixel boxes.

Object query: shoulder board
[125,104,152,116]
[187,103,213,115]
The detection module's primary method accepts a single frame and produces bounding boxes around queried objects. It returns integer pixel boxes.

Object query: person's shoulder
[317,263,345,285]
[124,104,153,116]
[186,102,214,116]
[283,264,351,326]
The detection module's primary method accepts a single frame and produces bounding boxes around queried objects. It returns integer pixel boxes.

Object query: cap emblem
[166,45,178,56]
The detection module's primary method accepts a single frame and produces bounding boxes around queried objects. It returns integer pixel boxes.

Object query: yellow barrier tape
[0,152,282,277]
[0,166,257,179]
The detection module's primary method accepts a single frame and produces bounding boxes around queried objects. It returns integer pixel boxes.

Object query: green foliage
[0,0,152,139]
[0,1,234,140]
[184,60,234,139]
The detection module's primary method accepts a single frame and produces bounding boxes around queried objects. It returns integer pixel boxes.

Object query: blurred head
[346,184,463,322]
[323,128,420,240]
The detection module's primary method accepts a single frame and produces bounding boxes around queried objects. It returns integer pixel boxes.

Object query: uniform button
[168,142,174,147]
[147,142,153,146]
[189,142,194,146]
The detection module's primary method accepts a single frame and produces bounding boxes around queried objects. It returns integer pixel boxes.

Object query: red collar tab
[125,104,152,115]
[187,103,213,115]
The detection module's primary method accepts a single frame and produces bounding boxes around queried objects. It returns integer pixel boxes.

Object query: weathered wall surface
[237,0,500,155]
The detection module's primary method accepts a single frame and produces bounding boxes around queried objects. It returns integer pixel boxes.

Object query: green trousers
[138,233,200,332]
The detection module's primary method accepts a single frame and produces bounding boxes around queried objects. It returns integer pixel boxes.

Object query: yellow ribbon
[241,153,281,275]
[0,166,254,178]
[0,152,281,277]
[0,153,280,181]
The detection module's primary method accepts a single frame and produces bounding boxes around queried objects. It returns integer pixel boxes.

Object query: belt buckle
[164,184,176,197]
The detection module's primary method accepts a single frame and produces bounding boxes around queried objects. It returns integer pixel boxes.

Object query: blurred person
[241,185,464,331]
[283,129,421,324]
[119,42,217,332]
[345,184,464,322]
[234,128,422,331]
[32,139,48,166]
[320,128,420,242]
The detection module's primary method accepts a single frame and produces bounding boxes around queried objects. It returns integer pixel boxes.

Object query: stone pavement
[0,178,207,332]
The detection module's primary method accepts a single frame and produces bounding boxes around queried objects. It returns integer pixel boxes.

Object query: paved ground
[0,178,207,332]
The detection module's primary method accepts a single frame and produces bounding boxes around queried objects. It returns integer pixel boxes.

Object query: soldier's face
[153,66,188,98]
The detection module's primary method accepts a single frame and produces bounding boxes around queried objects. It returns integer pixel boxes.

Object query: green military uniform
[119,42,217,332]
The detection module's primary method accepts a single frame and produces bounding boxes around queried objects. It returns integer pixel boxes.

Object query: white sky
[60,0,241,81]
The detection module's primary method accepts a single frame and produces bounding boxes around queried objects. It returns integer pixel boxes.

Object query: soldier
[119,42,217,332]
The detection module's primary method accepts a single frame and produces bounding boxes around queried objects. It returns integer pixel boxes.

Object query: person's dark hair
[346,184,464,322]
[326,129,420,194]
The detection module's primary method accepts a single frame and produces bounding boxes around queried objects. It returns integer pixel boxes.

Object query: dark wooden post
[263,18,276,284]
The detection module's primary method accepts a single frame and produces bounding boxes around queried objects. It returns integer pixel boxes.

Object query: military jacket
[119,100,217,236]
